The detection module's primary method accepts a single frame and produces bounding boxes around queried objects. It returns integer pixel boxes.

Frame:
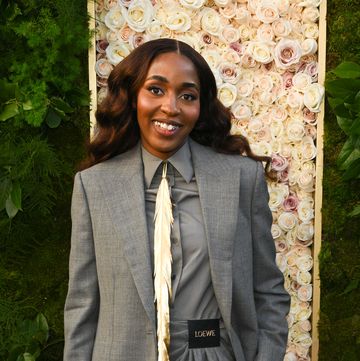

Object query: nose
[160,94,180,115]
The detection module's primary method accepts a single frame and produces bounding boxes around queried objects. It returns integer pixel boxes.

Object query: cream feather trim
[154,162,174,361]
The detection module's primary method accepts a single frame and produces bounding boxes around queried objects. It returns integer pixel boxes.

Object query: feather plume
[154,162,174,361]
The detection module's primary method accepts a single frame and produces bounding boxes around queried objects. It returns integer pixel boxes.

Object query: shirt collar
[141,140,194,188]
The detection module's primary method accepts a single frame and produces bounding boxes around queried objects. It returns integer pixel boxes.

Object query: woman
[64,38,290,361]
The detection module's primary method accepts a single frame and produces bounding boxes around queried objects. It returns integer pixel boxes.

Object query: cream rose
[232,101,252,120]
[220,26,241,44]
[276,0,290,15]
[303,23,319,39]
[223,49,241,64]
[251,141,273,157]
[302,6,320,22]
[301,39,318,56]
[272,19,292,37]
[238,24,252,41]
[201,7,222,36]
[278,211,298,231]
[298,0,322,7]
[145,20,165,38]
[97,86,108,104]
[304,83,324,112]
[297,223,314,242]
[179,0,206,9]
[235,7,250,24]
[241,53,258,69]
[105,5,126,30]
[200,49,221,69]
[296,270,312,286]
[248,117,264,133]
[286,91,304,111]
[257,24,274,42]
[300,136,317,161]
[95,58,114,78]
[298,199,315,223]
[296,254,314,272]
[271,224,283,239]
[297,170,315,191]
[219,1,237,19]
[105,42,131,65]
[270,119,284,139]
[247,42,273,63]
[165,10,192,32]
[237,79,253,97]
[122,0,154,32]
[104,0,117,10]
[218,83,237,107]
[274,38,302,69]
[256,1,280,24]
[214,0,231,6]
[218,62,241,84]
[292,72,312,93]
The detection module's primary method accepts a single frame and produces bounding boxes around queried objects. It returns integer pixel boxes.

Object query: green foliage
[320,2,360,358]
[326,62,360,181]
[0,0,90,360]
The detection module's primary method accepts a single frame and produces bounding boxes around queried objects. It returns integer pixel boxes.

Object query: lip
[152,119,182,137]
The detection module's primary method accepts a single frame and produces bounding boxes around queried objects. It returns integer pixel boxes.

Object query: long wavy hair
[81,38,270,170]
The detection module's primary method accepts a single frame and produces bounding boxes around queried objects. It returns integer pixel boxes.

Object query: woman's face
[136,52,201,160]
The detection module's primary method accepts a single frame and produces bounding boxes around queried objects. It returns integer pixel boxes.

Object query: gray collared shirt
[141,141,235,360]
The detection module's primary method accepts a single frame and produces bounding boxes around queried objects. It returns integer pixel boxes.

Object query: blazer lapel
[189,139,240,328]
[99,144,156,332]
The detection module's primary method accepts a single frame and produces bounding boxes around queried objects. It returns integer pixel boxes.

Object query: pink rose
[283,195,299,212]
[282,71,294,89]
[271,153,289,172]
[96,40,109,54]
[274,38,302,69]
[303,107,317,124]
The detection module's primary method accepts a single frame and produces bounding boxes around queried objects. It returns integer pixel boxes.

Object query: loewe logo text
[194,329,216,338]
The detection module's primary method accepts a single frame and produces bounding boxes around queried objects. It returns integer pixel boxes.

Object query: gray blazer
[64,139,290,361]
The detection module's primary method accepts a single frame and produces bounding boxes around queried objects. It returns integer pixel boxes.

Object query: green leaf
[36,313,49,335]
[327,96,344,110]
[339,148,360,170]
[22,353,35,361]
[350,117,360,135]
[342,279,359,295]
[51,97,74,113]
[10,182,22,210]
[343,158,360,180]
[332,103,352,118]
[0,178,12,210]
[0,80,18,102]
[6,196,19,218]
[336,116,354,135]
[22,100,33,111]
[0,102,19,121]
[331,61,360,79]
[325,78,360,99]
[349,204,360,217]
[45,108,61,128]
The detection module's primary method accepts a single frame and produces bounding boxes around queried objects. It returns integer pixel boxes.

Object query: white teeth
[154,121,179,131]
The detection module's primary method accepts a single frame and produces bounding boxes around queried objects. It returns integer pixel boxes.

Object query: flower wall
[93,0,325,360]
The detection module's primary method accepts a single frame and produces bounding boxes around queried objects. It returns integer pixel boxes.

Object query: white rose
[276,253,288,273]
[105,42,131,65]
[272,19,292,37]
[104,0,117,10]
[214,0,231,6]
[145,20,165,38]
[301,38,318,56]
[235,7,250,24]
[276,0,290,16]
[292,72,312,92]
[220,26,240,43]
[271,224,283,239]
[303,83,324,112]
[201,8,222,36]
[105,5,126,30]
[297,222,314,242]
[256,1,280,24]
[95,58,114,78]
[294,332,312,348]
[255,74,274,92]
[238,24,252,41]
[270,119,284,140]
[274,38,302,69]
[165,10,191,32]
[284,352,297,361]
[297,170,315,191]
[298,0,322,7]
[271,104,288,121]
[297,284,312,302]
[218,62,241,84]
[106,29,118,43]
[97,86,108,104]
[286,91,304,111]
[219,1,237,19]
[298,199,315,223]
[295,304,312,322]
[296,270,312,286]
[296,254,313,272]
[232,101,252,120]
[218,83,237,107]
[247,42,273,63]
[237,79,254,97]
[300,136,317,161]
[257,24,274,42]
[223,49,241,64]
[278,211,298,231]
[201,49,221,69]
[248,117,264,133]
[251,141,273,157]
[303,23,319,39]
[179,0,206,9]
[302,6,320,22]
[122,0,154,32]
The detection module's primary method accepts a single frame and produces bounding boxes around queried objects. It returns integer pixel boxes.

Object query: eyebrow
[146,75,199,91]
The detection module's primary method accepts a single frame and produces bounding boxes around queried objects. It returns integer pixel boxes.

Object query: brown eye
[148,86,163,95]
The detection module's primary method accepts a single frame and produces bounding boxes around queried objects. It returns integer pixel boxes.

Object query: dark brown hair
[81,38,270,170]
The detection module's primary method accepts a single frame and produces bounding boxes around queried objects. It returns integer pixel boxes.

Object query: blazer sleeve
[251,162,290,361]
[64,172,99,360]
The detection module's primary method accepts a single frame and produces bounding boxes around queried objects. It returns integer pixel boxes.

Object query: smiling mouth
[153,120,181,131]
